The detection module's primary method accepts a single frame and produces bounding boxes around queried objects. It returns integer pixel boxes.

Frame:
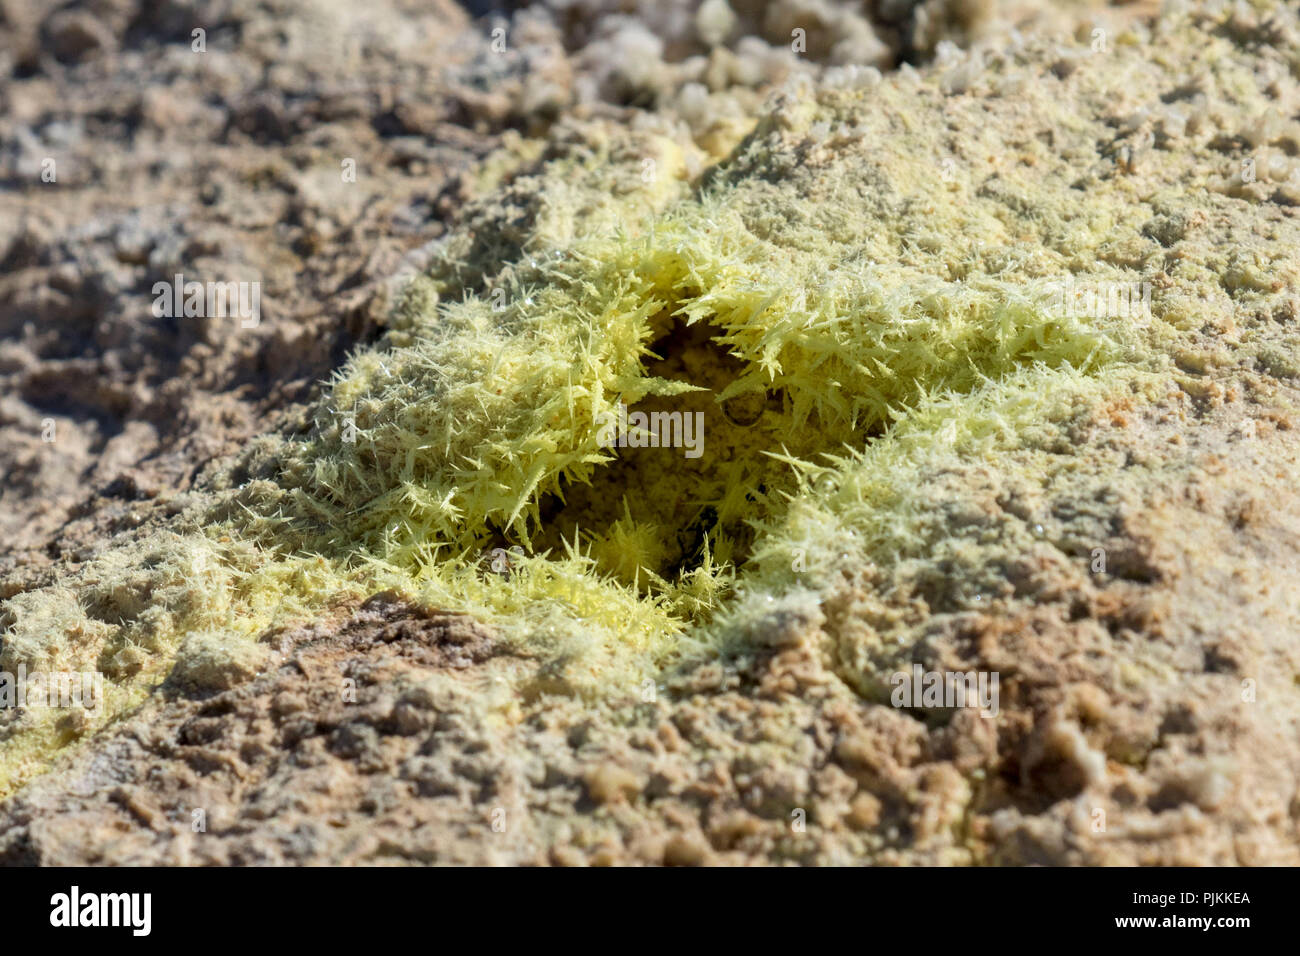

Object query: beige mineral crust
[2,0,1300,866]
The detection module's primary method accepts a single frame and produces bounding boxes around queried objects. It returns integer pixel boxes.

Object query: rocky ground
[1,0,1299,865]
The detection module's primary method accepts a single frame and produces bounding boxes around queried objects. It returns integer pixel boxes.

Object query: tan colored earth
[2,0,1299,865]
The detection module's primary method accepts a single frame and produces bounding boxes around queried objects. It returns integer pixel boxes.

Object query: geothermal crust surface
[1,0,1300,864]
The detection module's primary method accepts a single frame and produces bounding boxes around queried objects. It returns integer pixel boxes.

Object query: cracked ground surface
[2,0,1300,865]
